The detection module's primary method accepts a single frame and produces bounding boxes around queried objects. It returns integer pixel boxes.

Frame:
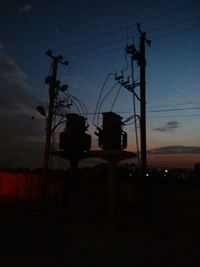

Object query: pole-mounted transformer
[96,112,127,150]
[59,113,91,153]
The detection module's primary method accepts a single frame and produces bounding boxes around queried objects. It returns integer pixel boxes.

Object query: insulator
[115,71,124,81]
[126,84,134,92]
[115,75,123,81]
[60,84,68,92]
[122,80,129,86]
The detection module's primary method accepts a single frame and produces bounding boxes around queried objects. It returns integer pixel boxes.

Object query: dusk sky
[0,0,200,169]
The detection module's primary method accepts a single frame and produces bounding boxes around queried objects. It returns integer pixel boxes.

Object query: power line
[68,23,200,64]
[153,23,200,41]
[142,1,200,25]
[92,73,115,126]
[48,10,200,64]
[147,113,200,119]
[69,47,123,63]
[110,85,122,110]
[55,27,130,52]
[106,106,200,116]
[1,112,199,156]
[66,37,127,58]
[147,14,200,33]
[53,1,200,53]
[148,101,200,109]
[66,108,200,117]
[66,15,200,61]
[148,107,200,113]
[96,82,120,126]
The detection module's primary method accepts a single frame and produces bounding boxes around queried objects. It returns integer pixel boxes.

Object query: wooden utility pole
[125,24,150,176]
[137,24,151,175]
[44,50,68,171]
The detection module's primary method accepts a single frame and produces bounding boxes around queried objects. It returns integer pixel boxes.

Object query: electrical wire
[54,1,200,53]
[147,14,200,33]
[148,101,200,109]
[71,96,85,115]
[68,22,200,64]
[110,85,122,111]
[64,90,88,117]
[65,37,127,58]
[123,115,135,124]
[148,107,200,113]
[92,73,115,126]
[72,96,88,118]
[55,12,200,64]
[104,100,200,118]
[142,1,200,25]
[121,27,130,72]
[147,113,200,119]
[69,47,123,64]
[54,111,200,118]
[152,23,200,41]
[96,82,119,127]
[55,28,131,52]
[70,98,81,114]
[67,107,200,117]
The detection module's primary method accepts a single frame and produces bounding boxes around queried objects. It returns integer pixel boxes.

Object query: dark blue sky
[0,0,200,168]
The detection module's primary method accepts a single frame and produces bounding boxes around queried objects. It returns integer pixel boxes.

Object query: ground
[0,200,200,267]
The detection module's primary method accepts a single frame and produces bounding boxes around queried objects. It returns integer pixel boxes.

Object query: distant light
[146,173,149,177]
[164,169,168,173]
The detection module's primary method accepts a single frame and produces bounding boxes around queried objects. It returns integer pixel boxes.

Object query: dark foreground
[0,201,200,267]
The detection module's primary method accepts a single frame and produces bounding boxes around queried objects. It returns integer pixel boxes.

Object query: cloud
[152,121,180,132]
[148,146,200,155]
[0,52,45,167]
[0,52,35,110]
[19,3,32,12]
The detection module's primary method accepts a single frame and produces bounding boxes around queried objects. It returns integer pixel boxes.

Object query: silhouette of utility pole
[44,50,68,171]
[138,24,151,175]
[126,24,151,175]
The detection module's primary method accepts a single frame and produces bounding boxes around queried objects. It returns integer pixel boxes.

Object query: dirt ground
[0,201,200,267]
